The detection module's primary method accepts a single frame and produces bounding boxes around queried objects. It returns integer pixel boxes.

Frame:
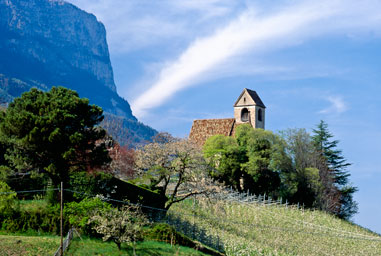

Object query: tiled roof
[189,118,235,147]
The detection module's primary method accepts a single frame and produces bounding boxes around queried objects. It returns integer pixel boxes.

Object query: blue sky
[68,0,381,233]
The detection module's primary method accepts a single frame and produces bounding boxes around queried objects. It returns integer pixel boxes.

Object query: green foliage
[0,181,17,215]
[204,123,356,219]
[144,223,194,247]
[280,128,327,208]
[313,120,351,185]
[204,135,245,190]
[68,171,114,201]
[204,124,289,196]
[0,87,110,188]
[64,197,112,234]
[1,202,65,234]
[312,120,358,219]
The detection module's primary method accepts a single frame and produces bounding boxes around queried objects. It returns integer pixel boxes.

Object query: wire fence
[206,187,381,241]
[1,187,380,255]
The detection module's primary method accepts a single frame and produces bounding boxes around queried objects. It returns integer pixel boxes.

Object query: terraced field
[169,198,381,256]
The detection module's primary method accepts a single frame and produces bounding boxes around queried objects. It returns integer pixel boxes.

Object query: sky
[68,0,381,234]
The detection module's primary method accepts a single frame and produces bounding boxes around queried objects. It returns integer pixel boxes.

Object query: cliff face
[0,0,157,145]
[0,0,135,120]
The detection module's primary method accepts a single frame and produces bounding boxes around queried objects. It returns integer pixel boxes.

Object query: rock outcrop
[0,0,157,145]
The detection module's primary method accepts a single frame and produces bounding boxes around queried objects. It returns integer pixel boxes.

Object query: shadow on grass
[157,213,224,254]
[67,238,207,256]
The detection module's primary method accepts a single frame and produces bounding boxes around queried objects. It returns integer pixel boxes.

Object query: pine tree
[312,120,358,219]
[0,87,111,189]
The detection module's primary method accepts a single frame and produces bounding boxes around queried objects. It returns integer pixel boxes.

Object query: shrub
[89,205,148,253]
[0,181,17,216]
[64,197,112,234]
[144,223,194,247]
[1,203,64,234]
[68,171,114,201]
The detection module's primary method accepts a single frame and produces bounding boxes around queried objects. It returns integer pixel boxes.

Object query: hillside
[168,194,381,256]
[0,0,157,146]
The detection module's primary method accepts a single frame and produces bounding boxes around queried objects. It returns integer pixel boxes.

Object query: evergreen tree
[312,120,358,219]
[0,87,111,189]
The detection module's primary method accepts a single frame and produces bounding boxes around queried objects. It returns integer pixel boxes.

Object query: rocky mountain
[0,0,157,146]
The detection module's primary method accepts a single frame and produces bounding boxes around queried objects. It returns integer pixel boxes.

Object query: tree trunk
[116,242,121,250]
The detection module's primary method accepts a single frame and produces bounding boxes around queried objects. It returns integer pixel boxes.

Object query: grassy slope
[169,199,381,256]
[0,233,209,256]
[0,233,60,256]
[66,237,209,256]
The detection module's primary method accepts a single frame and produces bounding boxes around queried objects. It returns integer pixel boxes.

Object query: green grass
[169,198,381,256]
[0,233,60,256]
[17,199,48,211]
[66,237,210,255]
[0,233,210,256]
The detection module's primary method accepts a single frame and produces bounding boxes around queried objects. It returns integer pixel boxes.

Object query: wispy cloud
[130,0,381,117]
[319,96,348,114]
[68,0,241,53]
[68,0,381,117]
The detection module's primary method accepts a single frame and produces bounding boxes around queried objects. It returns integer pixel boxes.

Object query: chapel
[189,88,266,146]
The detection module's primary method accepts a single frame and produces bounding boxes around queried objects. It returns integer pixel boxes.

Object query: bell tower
[233,88,266,129]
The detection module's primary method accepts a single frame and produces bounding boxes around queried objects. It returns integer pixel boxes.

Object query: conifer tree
[312,120,358,219]
[0,87,111,189]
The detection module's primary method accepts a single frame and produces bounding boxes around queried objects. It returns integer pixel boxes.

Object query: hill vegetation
[203,123,357,220]
[169,197,381,255]
[0,87,374,255]
[101,113,157,148]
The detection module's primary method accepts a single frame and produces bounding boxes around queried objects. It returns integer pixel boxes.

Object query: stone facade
[189,88,266,146]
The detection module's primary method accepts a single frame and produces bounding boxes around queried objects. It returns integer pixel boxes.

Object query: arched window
[258,108,263,122]
[241,108,249,122]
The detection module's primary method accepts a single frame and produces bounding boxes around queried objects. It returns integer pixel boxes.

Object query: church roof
[233,88,266,108]
[189,118,236,147]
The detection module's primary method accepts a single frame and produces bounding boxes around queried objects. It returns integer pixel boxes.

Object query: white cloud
[319,96,348,114]
[130,1,333,116]
[67,0,241,53]
[67,0,381,117]
[130,0,381,117]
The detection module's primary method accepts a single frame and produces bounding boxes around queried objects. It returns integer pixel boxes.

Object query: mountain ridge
[0,0,157,146]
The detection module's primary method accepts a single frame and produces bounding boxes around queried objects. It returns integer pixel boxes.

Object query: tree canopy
[203,122,357,219]
[0,87,111,187]
[312,120,358,219]
[134,133,216,210]
[203,125,290,196]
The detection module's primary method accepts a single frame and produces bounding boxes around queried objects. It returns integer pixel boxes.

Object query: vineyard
[168,193,381,256]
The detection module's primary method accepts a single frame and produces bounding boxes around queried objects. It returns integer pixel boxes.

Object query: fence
[1,187,380,256]
[53,228,74,256]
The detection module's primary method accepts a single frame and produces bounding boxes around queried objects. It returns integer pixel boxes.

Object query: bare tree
[135,135,219,210]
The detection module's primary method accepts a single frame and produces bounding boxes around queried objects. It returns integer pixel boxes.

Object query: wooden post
[192,196,195,239]
[60,182,63,256]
